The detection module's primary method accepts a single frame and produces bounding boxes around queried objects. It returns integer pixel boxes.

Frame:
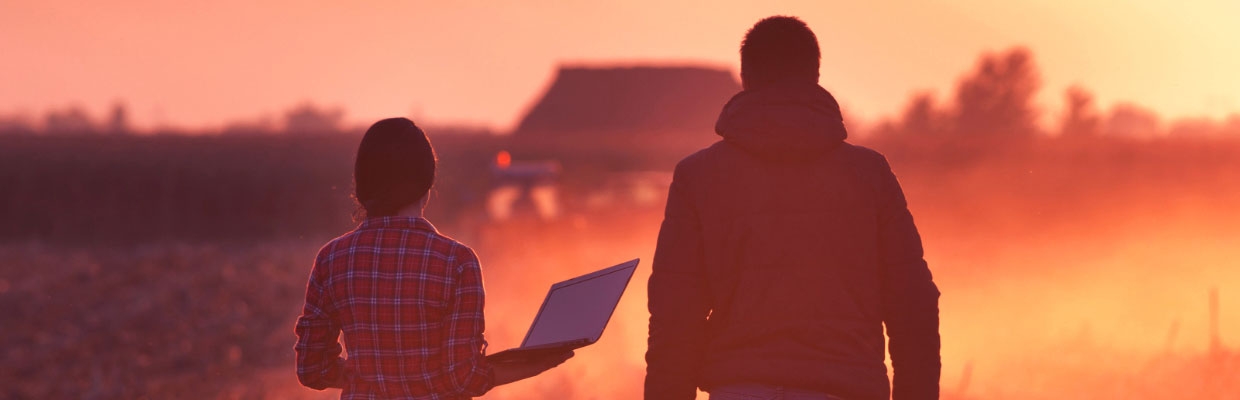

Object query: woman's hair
[353,118,436,219]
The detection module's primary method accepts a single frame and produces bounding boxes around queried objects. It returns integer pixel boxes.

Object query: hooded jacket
[646,83,941,400]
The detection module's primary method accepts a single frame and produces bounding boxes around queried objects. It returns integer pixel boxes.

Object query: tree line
[0,102,350,136]
[2,47,1238,138]
[870,47,1240,139]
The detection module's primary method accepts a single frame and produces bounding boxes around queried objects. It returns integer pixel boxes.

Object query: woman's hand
[491,351,575,386]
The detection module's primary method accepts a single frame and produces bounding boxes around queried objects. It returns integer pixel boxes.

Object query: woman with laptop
[294,117,573,399]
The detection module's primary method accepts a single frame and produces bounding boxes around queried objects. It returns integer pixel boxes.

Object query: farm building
[508,65,741,169]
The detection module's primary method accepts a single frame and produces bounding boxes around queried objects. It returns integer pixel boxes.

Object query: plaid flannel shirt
[295,216,495,399]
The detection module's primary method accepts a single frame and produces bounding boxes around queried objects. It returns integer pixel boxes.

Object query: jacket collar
[715,82,848,161]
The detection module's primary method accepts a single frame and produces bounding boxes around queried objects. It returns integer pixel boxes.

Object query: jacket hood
[714,83,848,161]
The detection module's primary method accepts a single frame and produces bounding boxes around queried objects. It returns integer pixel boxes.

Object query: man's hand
[491,351,574,386]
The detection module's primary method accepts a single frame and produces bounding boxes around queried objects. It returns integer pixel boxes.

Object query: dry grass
[4,133,1240,398]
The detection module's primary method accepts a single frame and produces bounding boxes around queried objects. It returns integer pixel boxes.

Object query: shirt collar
[357,216,438,233]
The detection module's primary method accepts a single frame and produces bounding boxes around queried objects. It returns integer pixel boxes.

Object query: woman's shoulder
[313,230,361,265]
[313,224,482,274]
[442,238,481,274]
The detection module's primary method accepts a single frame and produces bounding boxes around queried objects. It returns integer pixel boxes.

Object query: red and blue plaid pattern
[295,216,495,399]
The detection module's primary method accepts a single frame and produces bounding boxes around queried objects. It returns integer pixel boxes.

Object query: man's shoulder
[835,142,893,173]
[673,140,733,175]
[678,140,888,164]
[670,141,894,184]
[838,142,886,161]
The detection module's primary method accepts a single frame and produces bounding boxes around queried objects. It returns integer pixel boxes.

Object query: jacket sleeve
[645,165,710,400]
[875,155,942,399]
[294,250,347,390]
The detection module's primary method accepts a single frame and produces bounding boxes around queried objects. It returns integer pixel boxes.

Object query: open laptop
[486,258,640,363]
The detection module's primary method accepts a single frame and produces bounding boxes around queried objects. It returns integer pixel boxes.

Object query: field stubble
[3,134,1240,398]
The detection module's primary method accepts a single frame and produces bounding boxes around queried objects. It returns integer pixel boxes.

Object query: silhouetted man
[645,16,940,400]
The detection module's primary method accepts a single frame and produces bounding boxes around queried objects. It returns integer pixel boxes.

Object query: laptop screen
[521,259,639,348]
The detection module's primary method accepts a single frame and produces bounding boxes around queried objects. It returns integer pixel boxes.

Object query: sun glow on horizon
[1,0,1237,132]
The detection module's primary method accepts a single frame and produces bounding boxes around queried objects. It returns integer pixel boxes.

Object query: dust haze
[2,48,1239,399]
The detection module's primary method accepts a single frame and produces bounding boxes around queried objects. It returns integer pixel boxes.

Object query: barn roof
[514,65,741,135]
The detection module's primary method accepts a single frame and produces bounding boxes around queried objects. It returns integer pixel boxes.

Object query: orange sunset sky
[2,0,1238,131]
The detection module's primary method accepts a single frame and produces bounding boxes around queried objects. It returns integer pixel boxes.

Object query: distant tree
[869,92,950,139]
[1060,85,1101,137]
[44,106,96,134]
[424,124,497,137]
[283,102,344,134]
[0,113,36,135]
[900,92,949,136]
[1104,103,1161,138]
[868,119,900,139]
[107,102,130,135]
[953,47,1042,137]
[1168,117,1219,137]
[222,115,277,135]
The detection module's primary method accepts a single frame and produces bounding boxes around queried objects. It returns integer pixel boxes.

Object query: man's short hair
[740,16,821,90]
